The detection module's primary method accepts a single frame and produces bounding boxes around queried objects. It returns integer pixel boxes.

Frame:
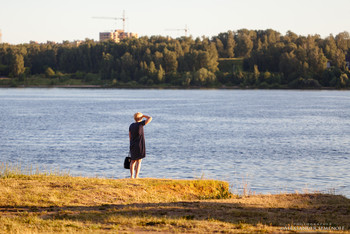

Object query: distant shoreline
[0,84,344,90]
[1,75,348,90]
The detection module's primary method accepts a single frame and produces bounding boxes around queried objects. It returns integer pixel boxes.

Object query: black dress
[129,120,146,160]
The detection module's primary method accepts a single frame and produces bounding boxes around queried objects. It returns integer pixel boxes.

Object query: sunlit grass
[0,163,349,233]
[0,162,69,178]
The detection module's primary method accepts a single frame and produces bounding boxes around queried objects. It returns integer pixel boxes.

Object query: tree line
[0,29,349,88]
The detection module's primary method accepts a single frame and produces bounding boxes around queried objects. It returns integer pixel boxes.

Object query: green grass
[0,77,12,86]
[218,57,244,72]
[0,75,104,87]
[24,76,86,86]
[0,164,349,233]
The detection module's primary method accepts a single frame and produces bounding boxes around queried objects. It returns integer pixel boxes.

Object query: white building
[99,29,138,43]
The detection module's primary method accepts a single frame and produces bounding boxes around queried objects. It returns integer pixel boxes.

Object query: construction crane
[93,10,127,32]
[165,25,189,37]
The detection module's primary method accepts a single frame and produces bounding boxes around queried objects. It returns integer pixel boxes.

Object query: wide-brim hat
[134,112,143,120]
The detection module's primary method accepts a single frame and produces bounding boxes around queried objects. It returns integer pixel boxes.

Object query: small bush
[258,82,269,89]
[45,67,55,77]
[289,77,321,89]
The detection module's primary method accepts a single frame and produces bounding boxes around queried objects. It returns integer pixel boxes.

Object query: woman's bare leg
[135,159,142,178]
[130,160,137,178]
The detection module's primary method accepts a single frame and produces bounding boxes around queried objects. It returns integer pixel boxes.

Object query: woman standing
[129,112,152,178]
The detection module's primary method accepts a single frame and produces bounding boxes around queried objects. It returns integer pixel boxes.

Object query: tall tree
[335,31,350,51]
[253,64,260,81]
[11,54,25,77]
[163,49,178,73]
[100,52,114,80]
[236,33,253,57]
[226,31,235,58]
[215,38,225,58]
[157,64,165,83]
[148,61,157,77]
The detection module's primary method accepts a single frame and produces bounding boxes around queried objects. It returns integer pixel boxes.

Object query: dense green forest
[0,29,350,88]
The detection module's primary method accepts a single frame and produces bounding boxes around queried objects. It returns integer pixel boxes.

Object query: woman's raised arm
[143,115,152,125]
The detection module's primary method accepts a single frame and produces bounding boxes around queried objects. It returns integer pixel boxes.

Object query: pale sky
[1,0,349,44]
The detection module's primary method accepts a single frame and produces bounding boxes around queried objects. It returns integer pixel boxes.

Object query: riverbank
[0,173,349,233]
[0,83,344,90]
[1,76,347,90]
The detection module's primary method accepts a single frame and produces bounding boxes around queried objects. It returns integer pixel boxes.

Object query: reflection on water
[0,88,349,196]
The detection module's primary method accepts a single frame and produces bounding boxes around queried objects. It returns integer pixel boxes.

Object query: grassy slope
[0,174,349,233]
[218,58,244,73]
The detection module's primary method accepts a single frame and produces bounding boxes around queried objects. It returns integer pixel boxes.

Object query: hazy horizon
[1,0,350,44]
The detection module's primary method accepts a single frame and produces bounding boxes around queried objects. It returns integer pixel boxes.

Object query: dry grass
[0,168,349,233]
[0,175,231,207]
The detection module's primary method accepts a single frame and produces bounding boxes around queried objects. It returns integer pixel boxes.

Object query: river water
[0,88,349,196]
